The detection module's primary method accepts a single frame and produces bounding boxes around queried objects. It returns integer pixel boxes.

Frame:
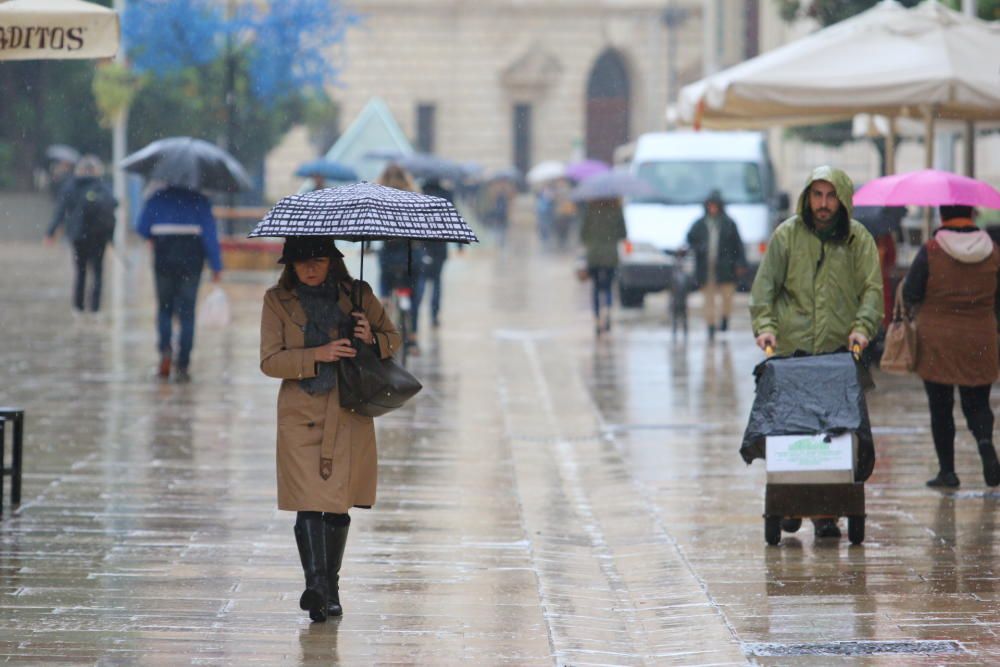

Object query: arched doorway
[585,49,630,164]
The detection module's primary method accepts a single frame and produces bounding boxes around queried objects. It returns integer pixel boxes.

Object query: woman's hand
[352,311,375,345]
[314,339,357,362]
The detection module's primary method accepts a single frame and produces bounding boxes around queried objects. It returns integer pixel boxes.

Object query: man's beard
[805,205,845,231]
[814,208,835,225]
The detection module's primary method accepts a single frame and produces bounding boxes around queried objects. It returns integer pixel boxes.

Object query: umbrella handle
[852,343,862,361]
[359,240,365,287]
[765,345,775,358]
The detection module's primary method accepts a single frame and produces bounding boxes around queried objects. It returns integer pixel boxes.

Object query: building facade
[326,0,756,172]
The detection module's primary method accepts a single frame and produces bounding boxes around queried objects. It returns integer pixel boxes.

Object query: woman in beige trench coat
[260,236,401,622]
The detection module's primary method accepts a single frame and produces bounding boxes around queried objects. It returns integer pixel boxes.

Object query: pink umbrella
[854,169,1000,209]
[565,159,610,182]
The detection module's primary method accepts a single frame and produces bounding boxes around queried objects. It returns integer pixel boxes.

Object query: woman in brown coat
[260,236,401,622]
[903,205,1000,489]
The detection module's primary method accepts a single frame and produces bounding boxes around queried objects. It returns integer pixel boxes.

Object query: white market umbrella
[678,1,1000,133]
[0,0,119,61]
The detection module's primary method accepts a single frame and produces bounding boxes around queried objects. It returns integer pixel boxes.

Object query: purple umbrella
[565,159,611,182]
[854,169,1000,209]
[570,171,659,202]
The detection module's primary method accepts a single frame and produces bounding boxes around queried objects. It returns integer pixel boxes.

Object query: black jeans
[413,258,444,333]
[923,381,994,472]
[589,267,615,319]
[72,240,106,312]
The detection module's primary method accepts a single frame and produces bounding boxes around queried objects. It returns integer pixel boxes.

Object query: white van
[618,131,786,307]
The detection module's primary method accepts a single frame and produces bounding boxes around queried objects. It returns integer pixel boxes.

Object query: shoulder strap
[339,279,362,313]
[893,280,913,322]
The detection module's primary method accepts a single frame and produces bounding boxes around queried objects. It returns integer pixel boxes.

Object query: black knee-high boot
[324,513,351,616]
[294,512,329,622]
[979,441,1000,487]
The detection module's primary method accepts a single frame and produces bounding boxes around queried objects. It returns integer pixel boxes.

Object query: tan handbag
[880,281,918,375]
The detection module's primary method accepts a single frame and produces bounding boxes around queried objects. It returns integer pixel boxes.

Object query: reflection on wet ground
[0,223,998,664]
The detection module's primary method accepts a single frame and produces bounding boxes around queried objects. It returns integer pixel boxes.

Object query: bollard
[0,408,24,517]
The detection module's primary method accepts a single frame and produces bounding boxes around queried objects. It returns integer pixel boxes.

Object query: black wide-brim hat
[277,236,344,264]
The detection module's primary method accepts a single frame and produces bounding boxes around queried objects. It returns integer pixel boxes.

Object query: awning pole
[885,116,896,176]
[923,106,936,242]
[964,122,975,178]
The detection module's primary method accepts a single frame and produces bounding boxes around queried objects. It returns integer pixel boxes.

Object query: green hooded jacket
[749,166,884,356]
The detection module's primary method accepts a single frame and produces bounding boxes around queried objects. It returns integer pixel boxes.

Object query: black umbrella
[121,137,253,193]
[249,181,477,281]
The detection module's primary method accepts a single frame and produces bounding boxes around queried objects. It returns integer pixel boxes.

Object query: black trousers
[923,381,994,472]
[72,240,106,312]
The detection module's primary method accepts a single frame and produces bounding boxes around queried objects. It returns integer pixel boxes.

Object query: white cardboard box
[765,433,855,484]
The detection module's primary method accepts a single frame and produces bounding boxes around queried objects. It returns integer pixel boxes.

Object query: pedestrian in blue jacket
[136,186,223,382]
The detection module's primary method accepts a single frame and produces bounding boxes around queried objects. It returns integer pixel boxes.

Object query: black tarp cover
[741,352,875,482]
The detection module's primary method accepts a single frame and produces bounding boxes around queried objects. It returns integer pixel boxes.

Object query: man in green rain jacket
[749,166,883,539]
[751,165,883,356]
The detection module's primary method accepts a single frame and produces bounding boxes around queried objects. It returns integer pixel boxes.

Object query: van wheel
[619,286,645,308]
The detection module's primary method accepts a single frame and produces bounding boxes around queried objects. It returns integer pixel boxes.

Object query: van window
[634,161,764,205]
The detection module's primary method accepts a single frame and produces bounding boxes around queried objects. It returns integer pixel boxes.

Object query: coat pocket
[278,416,325,448]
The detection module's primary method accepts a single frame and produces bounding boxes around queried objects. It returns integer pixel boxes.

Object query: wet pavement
[1,219,999,665]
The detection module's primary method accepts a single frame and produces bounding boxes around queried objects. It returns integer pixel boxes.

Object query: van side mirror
[776,192,791,212]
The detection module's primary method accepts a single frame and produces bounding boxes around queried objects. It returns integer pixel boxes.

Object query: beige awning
[677,0,1000,130]
[0,0,119,61]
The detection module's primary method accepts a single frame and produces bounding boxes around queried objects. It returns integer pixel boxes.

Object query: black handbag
[337,282,422,417]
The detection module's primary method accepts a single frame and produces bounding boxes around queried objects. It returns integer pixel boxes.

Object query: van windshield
[633,161,765,205]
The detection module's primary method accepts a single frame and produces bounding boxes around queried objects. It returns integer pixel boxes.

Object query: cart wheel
[848,515,865,545]
[765,516,781,545]
[781,517,802,533]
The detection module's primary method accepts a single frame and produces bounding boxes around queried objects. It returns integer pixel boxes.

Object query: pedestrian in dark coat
[45,156,117,315]
[136,186,223,382]
[376,164,425,354]
[260,236,401,623]
[415,178,455,330]
[902,205,1000,489]
[686,190,746,338]
[579,198,627,335]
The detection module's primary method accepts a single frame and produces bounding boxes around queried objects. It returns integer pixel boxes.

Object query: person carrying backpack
[45,155,118,316]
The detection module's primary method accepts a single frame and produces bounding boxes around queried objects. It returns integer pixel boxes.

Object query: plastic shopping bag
[200,286,231,329]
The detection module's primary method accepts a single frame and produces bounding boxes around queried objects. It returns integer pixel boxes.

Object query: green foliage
[0,60,110,189]
[125,56,317,173]
[942,0,1000,19]
[0,0,354,195]
[775,0,999,25]
[92,62,148,128]
[0,142,14,189]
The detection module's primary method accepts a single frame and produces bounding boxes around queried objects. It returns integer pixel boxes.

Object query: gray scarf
[295,276,349,396]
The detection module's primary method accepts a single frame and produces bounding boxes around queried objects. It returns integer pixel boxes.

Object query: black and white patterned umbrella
[248,181,478,243]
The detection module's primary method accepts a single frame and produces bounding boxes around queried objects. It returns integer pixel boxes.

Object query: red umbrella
[854,169,1000,209]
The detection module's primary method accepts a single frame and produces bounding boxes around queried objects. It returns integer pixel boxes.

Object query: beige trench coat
[260,280,401,513]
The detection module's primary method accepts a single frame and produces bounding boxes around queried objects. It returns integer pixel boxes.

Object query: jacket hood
[935,229,995,264]
[796,166,855,236]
